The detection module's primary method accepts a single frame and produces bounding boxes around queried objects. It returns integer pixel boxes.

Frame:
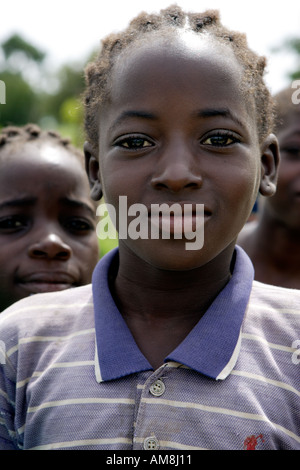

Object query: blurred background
[0,0,299,254]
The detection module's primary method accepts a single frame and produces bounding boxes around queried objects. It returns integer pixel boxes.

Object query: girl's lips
[157,214,203,234]
[148,204,210,236]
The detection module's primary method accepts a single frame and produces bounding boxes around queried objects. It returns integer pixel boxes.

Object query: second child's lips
[17,272,76,294]
[19,282,73,294]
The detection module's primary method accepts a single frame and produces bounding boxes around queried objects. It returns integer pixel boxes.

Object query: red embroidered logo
[243,434,264,450]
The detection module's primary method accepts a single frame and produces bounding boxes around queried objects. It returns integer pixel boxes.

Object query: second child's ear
[259,134,280,197]
[84,141,103,201]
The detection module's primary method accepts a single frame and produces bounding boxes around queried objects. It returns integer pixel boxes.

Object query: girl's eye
[116,136,153,149]
[202,133,239,147]
[0,216,29,233]
[63,218,94,234]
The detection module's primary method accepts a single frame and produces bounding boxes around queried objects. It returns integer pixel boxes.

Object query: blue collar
[92,246,254,382]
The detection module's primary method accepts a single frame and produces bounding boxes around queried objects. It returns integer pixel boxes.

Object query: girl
[0,6,299,450]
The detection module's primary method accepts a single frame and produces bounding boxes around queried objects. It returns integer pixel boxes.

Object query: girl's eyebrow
[109,110,158,132]
[195,107,246,129]
[110,108,247,130]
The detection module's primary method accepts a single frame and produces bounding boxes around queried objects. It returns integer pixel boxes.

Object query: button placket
[133,366,169,450]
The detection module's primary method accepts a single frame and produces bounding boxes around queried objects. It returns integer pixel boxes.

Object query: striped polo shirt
[0,246,299,450]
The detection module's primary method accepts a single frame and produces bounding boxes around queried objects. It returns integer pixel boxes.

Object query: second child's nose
[28,233,72,261]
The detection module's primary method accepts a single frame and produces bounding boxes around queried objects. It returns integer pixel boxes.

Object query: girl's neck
[111,243,234,322]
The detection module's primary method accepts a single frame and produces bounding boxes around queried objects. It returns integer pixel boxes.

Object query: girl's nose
[151,143,203,193]
[28,233,72,261]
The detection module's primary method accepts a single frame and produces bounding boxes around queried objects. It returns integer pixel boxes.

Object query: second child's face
[96,34,276,271]
[0,142,99,311]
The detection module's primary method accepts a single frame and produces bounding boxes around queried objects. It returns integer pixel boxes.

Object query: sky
[1,0,300,93]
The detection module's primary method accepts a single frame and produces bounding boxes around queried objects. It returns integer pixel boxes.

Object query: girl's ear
[84,141,103,201]
[259,134,280,197]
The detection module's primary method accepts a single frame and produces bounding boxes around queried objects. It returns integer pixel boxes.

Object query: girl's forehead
[110,33,246,104]
[114,31,240,79]
[105,33,255,126]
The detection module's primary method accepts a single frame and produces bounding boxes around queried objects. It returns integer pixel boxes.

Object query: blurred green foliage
[2,34,46,63]
[0,33,90,148]
[0,70,39,123]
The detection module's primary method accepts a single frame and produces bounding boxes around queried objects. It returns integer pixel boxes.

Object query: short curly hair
[84,4,275,150]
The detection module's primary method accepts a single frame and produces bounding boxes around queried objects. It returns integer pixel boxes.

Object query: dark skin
[238,108,300,288]
[85,34,279,369]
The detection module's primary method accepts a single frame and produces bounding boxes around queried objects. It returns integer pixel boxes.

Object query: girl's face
[95,34,277,271]
[0,141,99,311]
[267,111,300,230]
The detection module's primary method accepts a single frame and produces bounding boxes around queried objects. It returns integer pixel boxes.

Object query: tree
[1,34,45,64]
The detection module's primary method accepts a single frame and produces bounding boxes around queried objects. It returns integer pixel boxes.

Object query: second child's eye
[63,217,94,234]
[201,133,239,147]
[0,216,30,234]
[115,136,153,150]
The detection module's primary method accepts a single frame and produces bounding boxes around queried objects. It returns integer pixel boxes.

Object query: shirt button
[149,379,165,396]
[143,436,159,450]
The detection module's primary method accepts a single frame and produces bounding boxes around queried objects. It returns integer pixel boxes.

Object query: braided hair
[0,123,84,166]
